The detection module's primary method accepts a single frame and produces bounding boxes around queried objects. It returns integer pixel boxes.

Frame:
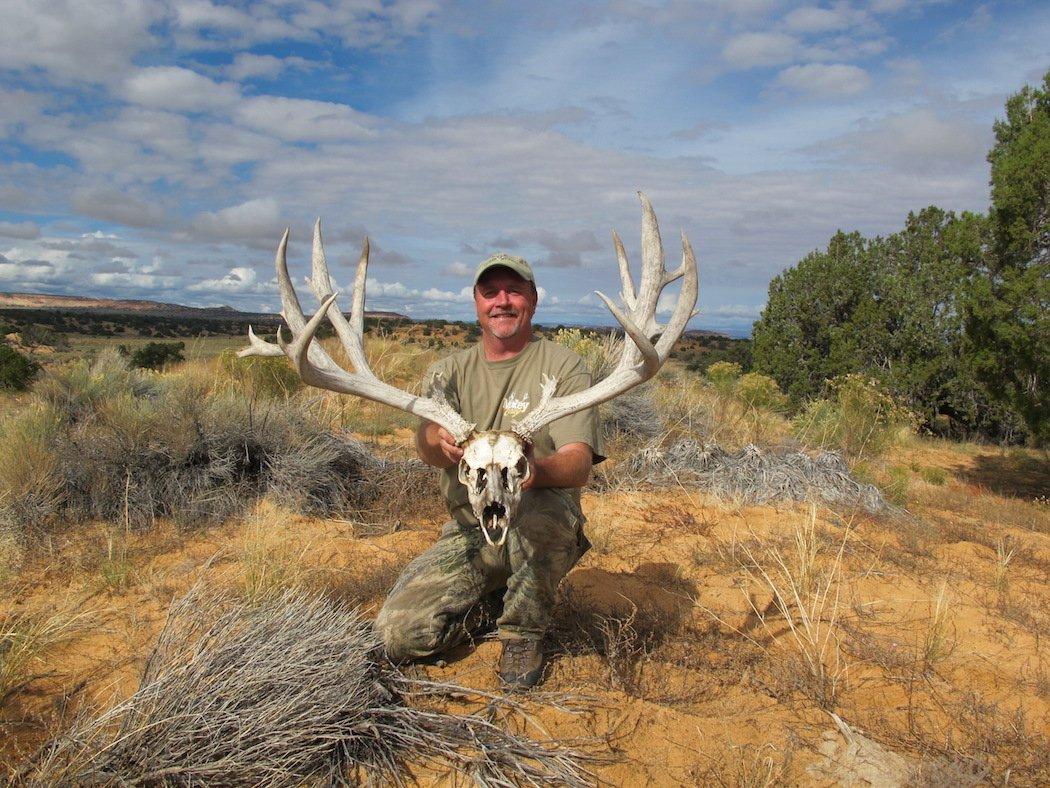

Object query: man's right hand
[416,421,464,468]
[436,426,464,465]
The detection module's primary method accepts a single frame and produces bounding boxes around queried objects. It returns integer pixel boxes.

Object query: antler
[511,192,698,439]
[239,221,476,444]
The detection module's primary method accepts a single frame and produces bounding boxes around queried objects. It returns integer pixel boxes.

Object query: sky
[0,1,1046,336]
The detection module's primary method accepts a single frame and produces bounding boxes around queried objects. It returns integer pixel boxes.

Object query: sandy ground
[1,438,1047,785]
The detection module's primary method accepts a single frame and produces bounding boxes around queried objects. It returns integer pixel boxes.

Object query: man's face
[474,267,537,341]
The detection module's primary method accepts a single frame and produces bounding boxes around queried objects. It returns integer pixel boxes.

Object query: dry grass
[735,506,850,709]
[18,589,598,787]
[1,602,93,706]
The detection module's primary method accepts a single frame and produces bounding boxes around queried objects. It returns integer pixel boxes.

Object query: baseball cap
[473,253,535,285]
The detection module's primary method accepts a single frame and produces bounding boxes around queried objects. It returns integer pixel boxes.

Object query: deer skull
[458,431,531,547]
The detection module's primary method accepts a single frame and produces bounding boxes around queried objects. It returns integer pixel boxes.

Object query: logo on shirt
[501,391,530,417]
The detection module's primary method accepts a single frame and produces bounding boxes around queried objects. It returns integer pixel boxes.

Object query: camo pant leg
[498,492,589,641]
[375,521,508,662]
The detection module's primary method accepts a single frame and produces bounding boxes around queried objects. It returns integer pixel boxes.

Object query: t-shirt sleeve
[546,356,607,464]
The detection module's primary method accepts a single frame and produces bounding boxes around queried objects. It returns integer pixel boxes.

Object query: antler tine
[511,193,698,440]
[612,230,637,311]
[654,231,699,358]
[307,220,373,379]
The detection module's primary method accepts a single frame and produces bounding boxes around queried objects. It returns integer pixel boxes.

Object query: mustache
[488,310,519,317]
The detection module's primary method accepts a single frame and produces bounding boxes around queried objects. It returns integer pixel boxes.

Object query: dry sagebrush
[0,351,432,538]
[19,590,597,787]
[611,440,889,512]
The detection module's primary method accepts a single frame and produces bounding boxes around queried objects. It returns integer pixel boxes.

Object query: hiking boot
[498,638,545,690]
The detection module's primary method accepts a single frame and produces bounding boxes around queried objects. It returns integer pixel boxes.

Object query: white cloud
[234,96,377,142]
[723,32,799,68]
[71,188,166,228]
[774,63,872,97]
[0,0,160,83]
[818,107,989,173]
[123,66,240,112]
[442,261,472,276]
[188,266,259,292]
[225,53,299,81]
[783,6,855,33]
[0,221,41,239]
[191,198,282,241]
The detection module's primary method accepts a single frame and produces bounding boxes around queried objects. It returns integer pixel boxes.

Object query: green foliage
[793,375,912,461]
[0,344,39,391]
[965,70,1049,445]
[551,327,620,379]
[129,341,185,370]
[704,361,742,397]
[735,372,789,413]
[218,349,301,398]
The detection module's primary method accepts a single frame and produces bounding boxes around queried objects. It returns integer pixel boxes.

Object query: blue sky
[0,1,1046,336]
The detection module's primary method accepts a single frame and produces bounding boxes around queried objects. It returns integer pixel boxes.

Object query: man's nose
[494,289,512,306]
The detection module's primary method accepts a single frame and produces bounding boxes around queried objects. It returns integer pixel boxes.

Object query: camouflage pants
[376,492,589,662]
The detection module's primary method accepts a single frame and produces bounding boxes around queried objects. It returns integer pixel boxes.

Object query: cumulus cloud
[783,6,856,33]
[71,188,165,228]
[0,221,40,239]
[774,63,871,97]
[0,0,160,83]
[225,53,318,81]
[234,96,377,142]
[191,198,282,241]
[188,265,259,292]
[442,261,472,276]
[723,32,799,68]
[816,107,990,173]
[123,66,240,112]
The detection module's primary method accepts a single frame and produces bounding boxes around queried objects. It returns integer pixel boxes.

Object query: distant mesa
[0,291,408,322]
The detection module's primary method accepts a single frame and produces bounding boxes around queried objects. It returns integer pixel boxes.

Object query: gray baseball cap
[473,253,535,285]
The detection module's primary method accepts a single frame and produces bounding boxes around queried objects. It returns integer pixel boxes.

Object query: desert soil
[1,437,1047,785]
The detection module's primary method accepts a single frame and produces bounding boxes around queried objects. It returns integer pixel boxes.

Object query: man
[375,253,604,690]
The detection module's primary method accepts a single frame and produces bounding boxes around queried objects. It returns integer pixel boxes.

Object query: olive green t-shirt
[424,338,605,527]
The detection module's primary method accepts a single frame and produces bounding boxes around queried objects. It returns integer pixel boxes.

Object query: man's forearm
[529,443,593,489]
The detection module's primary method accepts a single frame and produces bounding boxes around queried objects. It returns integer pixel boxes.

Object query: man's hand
[436,426,464,465]
[416,421,463,468]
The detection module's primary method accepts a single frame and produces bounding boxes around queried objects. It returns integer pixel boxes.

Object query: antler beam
[239,221,475,444]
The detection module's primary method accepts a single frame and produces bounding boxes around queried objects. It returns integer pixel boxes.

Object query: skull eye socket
[475,467,486,492]
[515,456,530,480]
[500,467,508,488]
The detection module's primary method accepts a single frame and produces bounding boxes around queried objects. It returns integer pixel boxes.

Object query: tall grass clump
[217,349,302,399]
[651,362,790,450]
[20,590,596,786]
[0,352,395,541]
[737,506,849,709]
[793,374,913,463]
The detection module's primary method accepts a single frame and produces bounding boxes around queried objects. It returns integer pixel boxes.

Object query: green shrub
[0,344,39,391]
[705,360,742,384]
[218,350,301,398]
[793,374,913,461]
[918,465,948,486]
[735,372,789,413]
[129,341,185,370]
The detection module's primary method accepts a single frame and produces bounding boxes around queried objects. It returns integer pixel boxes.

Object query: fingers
[436,427,463,462]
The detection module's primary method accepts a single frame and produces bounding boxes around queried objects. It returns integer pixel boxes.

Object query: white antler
[511,192,698,439]
[239,221,476,444]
